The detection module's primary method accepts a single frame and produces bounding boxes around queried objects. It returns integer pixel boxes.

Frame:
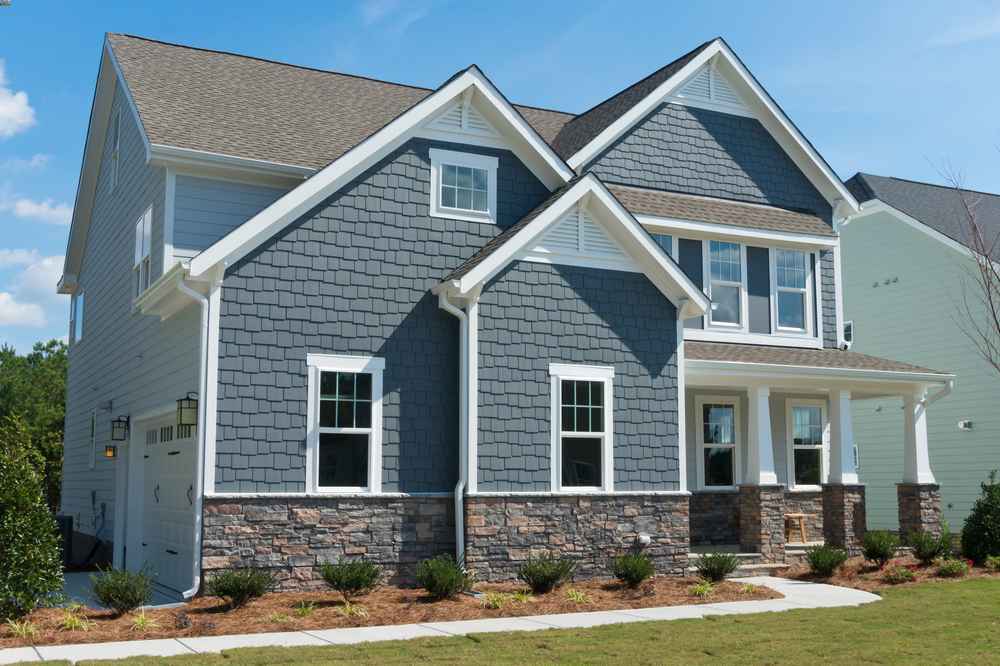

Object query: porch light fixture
[177,392,199,427]
[104,445,118,459]
[110,415,129,441]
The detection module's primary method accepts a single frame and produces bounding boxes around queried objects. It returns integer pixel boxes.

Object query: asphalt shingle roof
[685,341,946,375]
[847,173,1000,260]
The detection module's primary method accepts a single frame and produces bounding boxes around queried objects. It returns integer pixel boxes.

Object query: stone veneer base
[897,483,943,539]
[738,485,786,562]
[822,484,866,555]
[463,494,690,581]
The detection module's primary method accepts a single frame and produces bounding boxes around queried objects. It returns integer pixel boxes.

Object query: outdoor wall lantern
[110,415,130,441]
[104,445,118,459]
[177,392,199,427]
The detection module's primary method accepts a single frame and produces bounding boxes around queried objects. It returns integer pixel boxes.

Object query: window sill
[788,485,823,493]
[429,207,495,225]
[694,487,739,493]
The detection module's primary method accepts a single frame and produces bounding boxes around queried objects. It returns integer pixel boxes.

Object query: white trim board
[636,214,838,249]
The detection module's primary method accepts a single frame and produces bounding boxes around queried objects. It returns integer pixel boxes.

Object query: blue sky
[1,0,998,352]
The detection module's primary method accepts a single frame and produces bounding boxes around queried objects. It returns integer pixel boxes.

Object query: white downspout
[438,291,468,562]
[177,278,210,599]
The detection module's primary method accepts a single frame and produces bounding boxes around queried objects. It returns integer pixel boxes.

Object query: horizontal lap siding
[214,139,549,493]
[477,262,680,492]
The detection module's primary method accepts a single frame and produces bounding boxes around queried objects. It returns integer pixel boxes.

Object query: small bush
[335,600,368,618]
[205,568,276,608]
[962,472,1000,564]
[267,612,292,624]
[415,554,473,600]
[129,610,159,633]
[481,591,508,610]
[937,558,969,578]
[611,552,654,589]
[319,558,382,601]
[805,545,849,578]
[694,552,741,582]
[90,567,153,616]
[517,554,576,594]
[862,530,899,568]
[293,600,316,618]
[881,565,916,585]
[985,555,1000,572]
[739,583,758,595]
[6,619,38,640]
[59,605,95,633]
[908,528,951,566]
[690,580,714,599]
[566,588,590,604]
[511,590,532,604]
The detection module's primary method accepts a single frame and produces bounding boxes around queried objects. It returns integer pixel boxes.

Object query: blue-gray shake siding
[477,261,680,492]
[213,139,549,493]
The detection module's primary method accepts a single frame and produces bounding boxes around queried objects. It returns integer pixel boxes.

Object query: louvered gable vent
[673,62,749,113]
[427,99,501,138]
[529,205,634,270]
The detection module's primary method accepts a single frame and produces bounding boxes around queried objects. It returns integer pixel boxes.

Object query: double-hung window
[707,240,744,327]
[70,291,84,344]
[133,206,152,298]
[773,249,810,333]
[787,401,826,489]
[307,354,384,493]
[549,364,613,492]
[697,397,739,489]
[429,148,498,224]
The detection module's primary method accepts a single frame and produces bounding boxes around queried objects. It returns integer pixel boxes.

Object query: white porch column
[903,391,936,484]
[745,385,778,485]
[828,389,859,485]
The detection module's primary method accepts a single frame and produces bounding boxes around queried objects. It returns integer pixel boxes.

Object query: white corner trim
[428,148,499,224]
[201,278,223,494]
[548,363,616,380]
[163,168,176,273]
[832,243,845,347]
[675,319,688,492]
[637,214,838,249]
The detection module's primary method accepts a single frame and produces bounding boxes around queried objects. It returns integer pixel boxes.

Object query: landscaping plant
[129,610,159,633]
[415,554,474,600]
[293,600,316,618]
[690,580,714,599]
[319,558,382,601]
[5,619,38,640]
[881,565,916,585]
[204,568,276,608]
[985,555,1000,572]
[961,471,1000,564]
[481,591,509,610]
[908,527,952,566]
[805,545,849,578]
[516,554,576,594]
[610,552,655,589]
[0,415,63,620]
[936,558,969,578]
[58,604,95,633]
[862,530,899,568]
[90,567,153,616]
[694,552,741,582]
[335,600,369,618]
[566,588,590,604]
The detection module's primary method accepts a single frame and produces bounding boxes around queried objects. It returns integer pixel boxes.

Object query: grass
[31,578,1000,665]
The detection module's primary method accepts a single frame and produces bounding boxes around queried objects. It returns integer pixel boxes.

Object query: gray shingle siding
[477,261,680,492]
[62,85,200,541]
[585,103,832,222]
[214,139,550,493]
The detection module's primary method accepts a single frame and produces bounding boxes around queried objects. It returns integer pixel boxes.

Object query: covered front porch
[683,341,953,563]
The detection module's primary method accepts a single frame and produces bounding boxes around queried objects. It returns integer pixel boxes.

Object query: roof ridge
[858,171,1000,200]
[108,32,576,117]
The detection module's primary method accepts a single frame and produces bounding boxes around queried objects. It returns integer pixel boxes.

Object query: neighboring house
[59,33,953,595]
[843,173,1000,532]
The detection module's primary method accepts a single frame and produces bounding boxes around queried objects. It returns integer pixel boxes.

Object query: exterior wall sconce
[111,415,130,441]
[177,392,199,427]
[104,445,118,459]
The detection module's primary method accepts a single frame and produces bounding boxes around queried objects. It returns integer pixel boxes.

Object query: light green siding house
[843,174,1000,531]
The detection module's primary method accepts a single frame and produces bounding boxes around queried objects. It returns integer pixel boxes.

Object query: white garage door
[141,418,196,593]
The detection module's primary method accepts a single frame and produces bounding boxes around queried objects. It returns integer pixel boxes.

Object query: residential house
[59,34,952,595]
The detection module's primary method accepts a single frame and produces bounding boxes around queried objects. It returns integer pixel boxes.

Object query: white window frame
[70,290,84,345]
[769,248,814,337]
[703,240,748,331]
[428,148,498,224]
[89,409,97,470]
[548,363,614,493]
[111,110,121,191]
[648,232,677,259]
[695,395,741,491]
[785,399,829,491]
[133,205,152,298]
[306,354,384,494]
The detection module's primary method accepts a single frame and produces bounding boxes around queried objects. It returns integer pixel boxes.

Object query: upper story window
[69,291,84,345]
[133,206,152,298]
[650,233,674,257]
[773,249,810,332]
[549,363,614,492]
[707,240,744,328]
[307,354,384,493]
[429,148,498,224]
[786,400,827,489]
[110,110,121,191]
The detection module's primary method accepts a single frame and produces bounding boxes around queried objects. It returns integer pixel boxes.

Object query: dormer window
[429,148,498,224]
[133,205,152,298]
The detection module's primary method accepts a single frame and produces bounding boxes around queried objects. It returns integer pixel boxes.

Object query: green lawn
[62,579,1000,665]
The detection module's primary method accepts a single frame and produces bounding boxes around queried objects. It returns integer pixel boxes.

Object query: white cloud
[0,60,36,139]
[0,248,40,268]
[0,292,46,327]
[359,0,428,34]
[12,255,63,302]
[0,154,49,172]
[0,194,72,225]
[929,12,1000,46]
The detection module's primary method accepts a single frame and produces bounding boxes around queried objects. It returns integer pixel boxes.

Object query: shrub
[481,591,509,610]
[962,472,1000,564]
[566,588,590,604]
[881,565,916,585]
[129,610,159,633]
[415,554,473,600]
[739,583,758,595]
[204,568,276,608]
[908,528,952,566]
[6,619,38,640]
[805,545,849,578]
[611,552,654,589]
[985,555,1000,572]
[937,558,969,578]
[90,567,153,616]
[335,600,368,618]
[293,600,316,618]
[517,554,576,594]
[0,416,63,620]
[319,558,382,601]
[59,605,95,632]
[862,530,899,568]
[690,580,714,599]
[694,552,741,582]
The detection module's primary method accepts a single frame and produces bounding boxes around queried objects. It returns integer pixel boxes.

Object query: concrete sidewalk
[1,576,880,664]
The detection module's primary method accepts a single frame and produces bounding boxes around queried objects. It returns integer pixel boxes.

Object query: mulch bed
[780,554,1000,592]
[1,577,779,648]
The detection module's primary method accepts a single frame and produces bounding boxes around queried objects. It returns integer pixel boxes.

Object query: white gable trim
[439,175,710,319]
[565,40,859,215]
[189,68,574,278]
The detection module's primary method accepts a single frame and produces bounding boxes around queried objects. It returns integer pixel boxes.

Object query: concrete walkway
[1,577,880,664]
